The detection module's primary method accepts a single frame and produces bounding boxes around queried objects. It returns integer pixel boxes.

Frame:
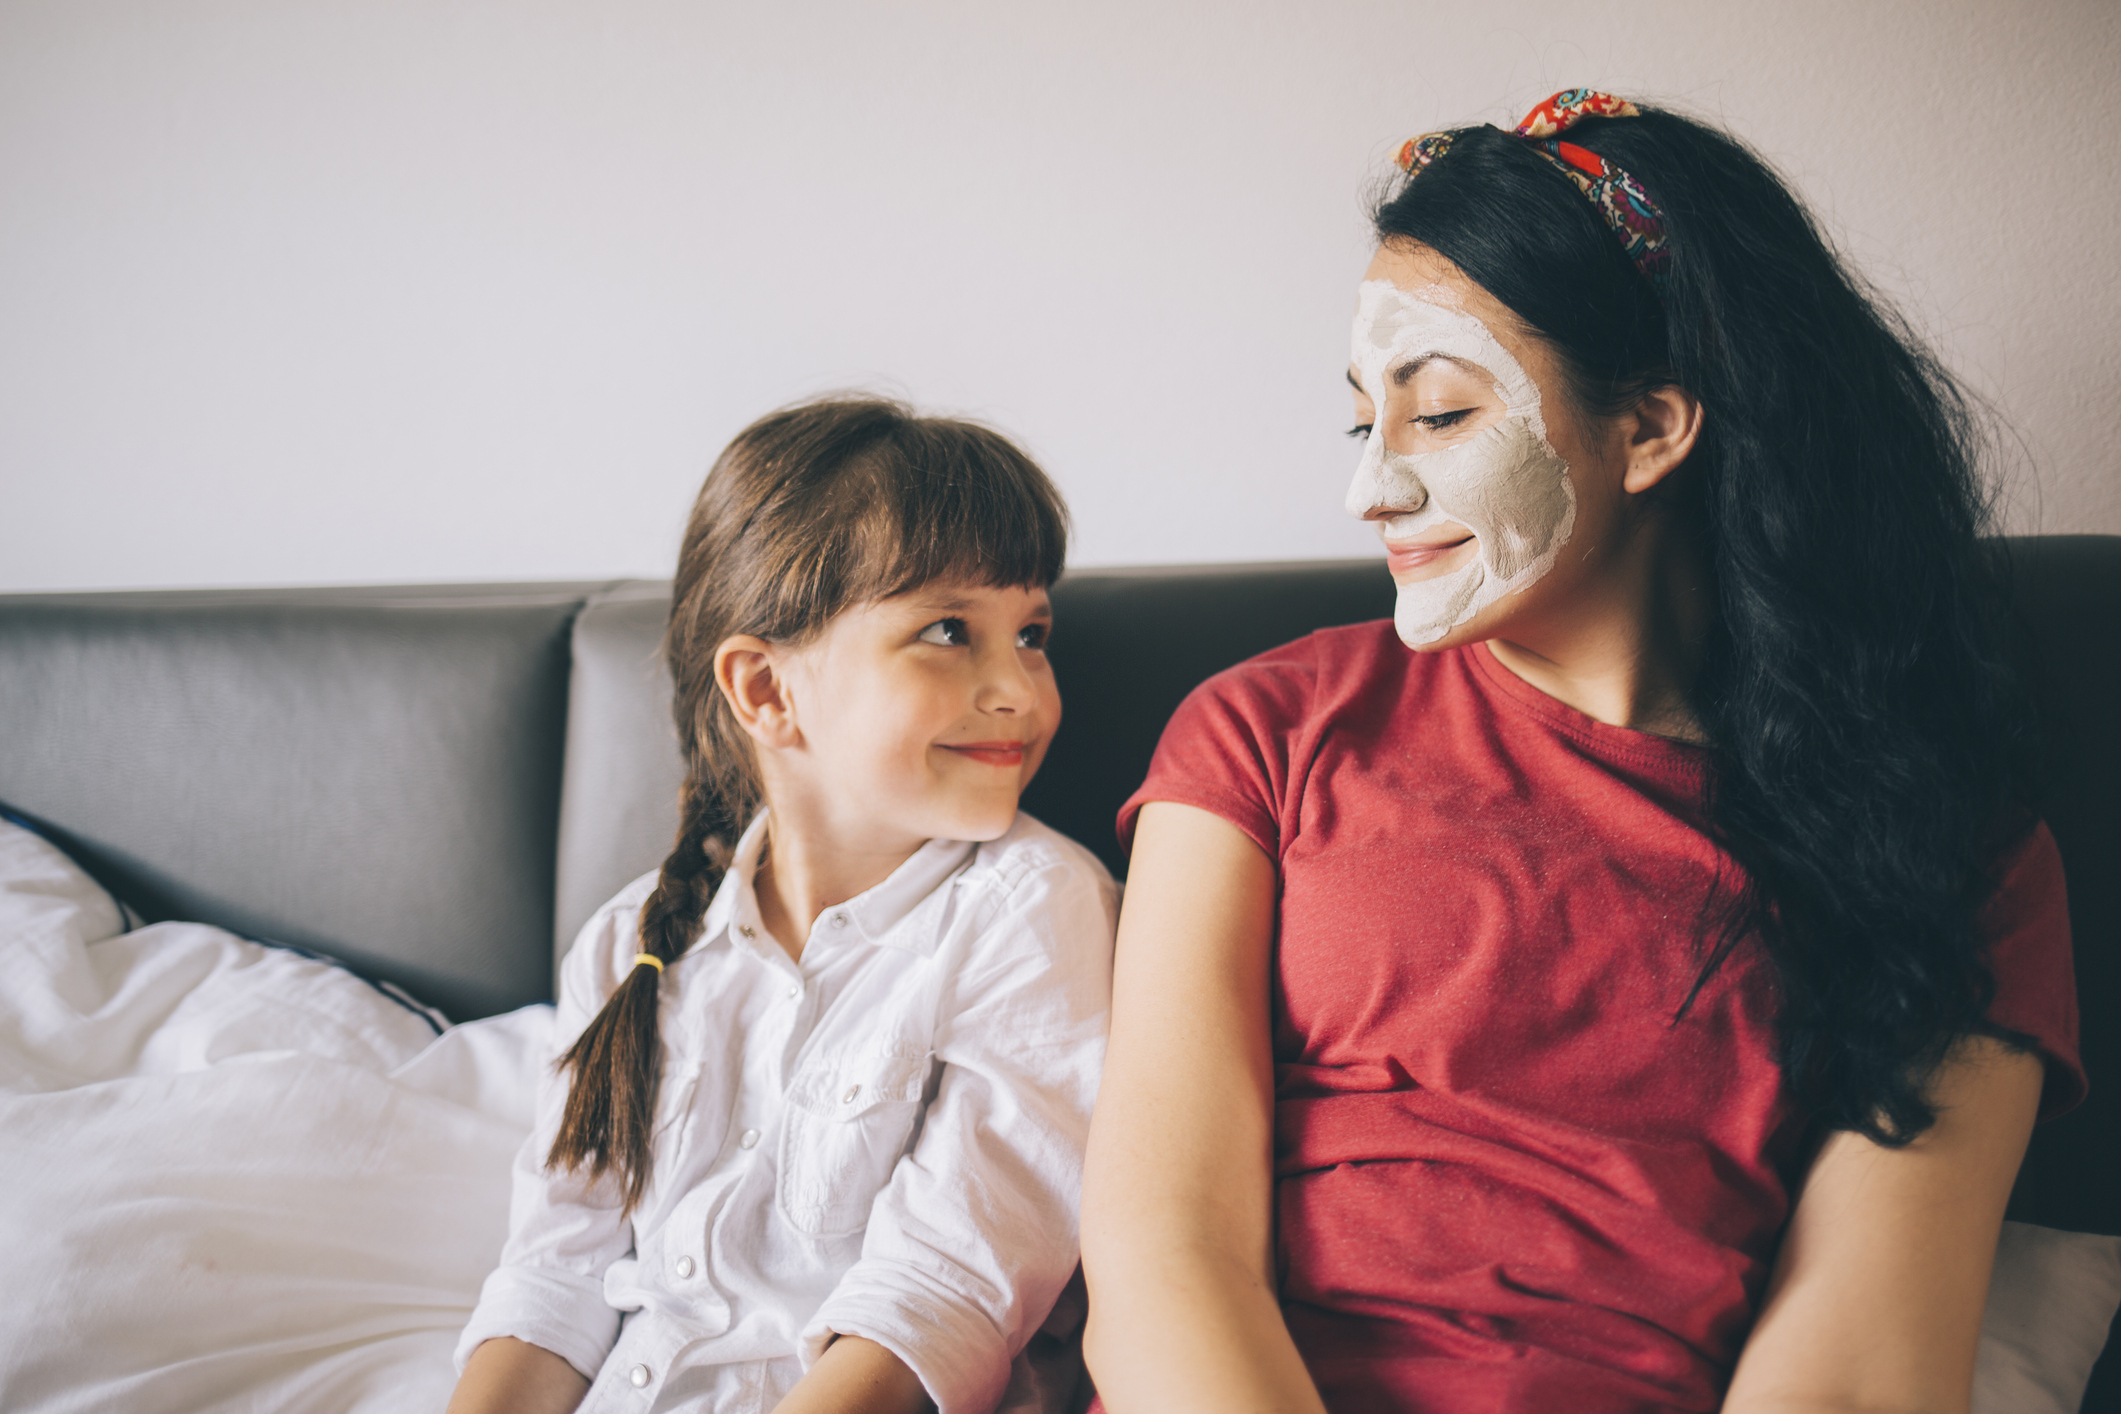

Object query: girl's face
[1347,241,1623,651]
[775,579,1059,848]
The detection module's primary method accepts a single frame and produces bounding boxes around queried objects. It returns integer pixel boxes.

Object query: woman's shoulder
[1122,622,1448,855]
[1185,617,1417,721]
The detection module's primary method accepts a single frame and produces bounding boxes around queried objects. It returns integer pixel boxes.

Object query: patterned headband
[1395,89,1670,292]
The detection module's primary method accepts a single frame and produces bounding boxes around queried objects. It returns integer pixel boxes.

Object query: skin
[1077,241,2044,1414]
[723,580,1058,957]
[450,578,1056,1414]
[1347,242,1711,737]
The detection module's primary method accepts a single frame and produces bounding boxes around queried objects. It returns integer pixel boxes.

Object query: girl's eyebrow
[900,587,1054,619]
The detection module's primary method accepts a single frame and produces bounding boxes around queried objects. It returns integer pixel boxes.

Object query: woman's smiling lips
[1383,529,1476,577]
[938,740,1029,768]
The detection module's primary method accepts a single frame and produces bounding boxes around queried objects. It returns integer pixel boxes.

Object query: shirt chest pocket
[777,1049,933,1238]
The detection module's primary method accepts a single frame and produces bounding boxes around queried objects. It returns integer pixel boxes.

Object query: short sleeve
[1116,636,1321,860]
[1981,820,2084,1118]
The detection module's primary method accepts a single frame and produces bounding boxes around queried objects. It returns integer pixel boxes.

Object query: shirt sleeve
[1115,634,1320,860]
[803,846,1117,1414]
[451,894,642,1379]
[1980,818,2085,1118]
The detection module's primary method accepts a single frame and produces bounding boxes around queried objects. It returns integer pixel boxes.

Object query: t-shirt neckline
[1465,638,1710,786]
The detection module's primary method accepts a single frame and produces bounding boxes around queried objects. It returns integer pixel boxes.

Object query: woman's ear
[715,635,801,749]
[1620,384,1705,496]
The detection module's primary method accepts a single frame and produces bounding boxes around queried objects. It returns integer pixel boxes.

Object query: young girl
[449,398,1116,1414]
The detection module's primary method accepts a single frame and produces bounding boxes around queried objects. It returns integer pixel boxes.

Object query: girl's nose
[975,642,1040,715]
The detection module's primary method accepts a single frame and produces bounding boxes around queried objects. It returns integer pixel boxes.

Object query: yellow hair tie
[630,952,664,973]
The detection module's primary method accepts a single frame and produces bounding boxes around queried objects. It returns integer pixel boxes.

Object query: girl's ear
[1620,384,1705,496]
[715,634,802,749]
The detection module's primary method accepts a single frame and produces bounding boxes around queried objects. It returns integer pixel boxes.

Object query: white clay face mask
[1346,279,1576,647]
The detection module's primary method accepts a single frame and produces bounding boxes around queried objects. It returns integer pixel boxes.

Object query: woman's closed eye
[917,618,970,647]
[1344,408,1475,440]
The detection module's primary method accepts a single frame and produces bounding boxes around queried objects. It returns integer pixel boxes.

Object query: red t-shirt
[1117,625,2083,1414]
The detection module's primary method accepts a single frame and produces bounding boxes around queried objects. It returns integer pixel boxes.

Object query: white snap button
[675,1255,695,1278]
[738,924,755,939]
[629,1363,650,1388]
[739,1127,760,1149]
[831,912,848,928]
[841,1084,861,1104]
[787,984,800,999]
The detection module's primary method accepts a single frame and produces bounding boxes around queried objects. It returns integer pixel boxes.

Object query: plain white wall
[3,0,2115,592]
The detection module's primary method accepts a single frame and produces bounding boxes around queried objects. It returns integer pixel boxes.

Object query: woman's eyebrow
[1348,355,1485,391]
[1392,352,1483,386]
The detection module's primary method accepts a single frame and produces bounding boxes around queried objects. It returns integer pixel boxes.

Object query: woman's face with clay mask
[1348,241,1616,652]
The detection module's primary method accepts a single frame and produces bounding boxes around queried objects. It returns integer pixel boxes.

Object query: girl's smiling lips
[938,740,1029,768]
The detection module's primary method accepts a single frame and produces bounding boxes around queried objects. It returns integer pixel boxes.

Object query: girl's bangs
[853,424,1069,601]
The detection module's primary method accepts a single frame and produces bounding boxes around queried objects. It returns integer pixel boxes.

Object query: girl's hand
[1078,801,1329,1414]
[1722,1035,2045,1414]
[446,1337,591,1414]
[771,1335,933,1414]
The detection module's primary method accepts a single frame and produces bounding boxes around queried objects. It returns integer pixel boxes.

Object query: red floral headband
[1395,89,1671,291]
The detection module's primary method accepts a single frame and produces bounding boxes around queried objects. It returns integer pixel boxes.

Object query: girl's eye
[1414,408,1474,430]
[917,618,969,647]
[1345,423,1374,441]
[1016,623,1050,651]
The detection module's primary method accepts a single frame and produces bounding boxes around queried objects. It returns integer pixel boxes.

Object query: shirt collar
[693,811,976,962]
[840,834,978,956]
[691,813,773,964]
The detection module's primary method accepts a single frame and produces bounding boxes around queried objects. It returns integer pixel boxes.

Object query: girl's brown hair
[547,395,1069,1214]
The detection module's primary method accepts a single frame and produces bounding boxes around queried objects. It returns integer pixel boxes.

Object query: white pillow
[0,819,441,1088]
[0,818,554,1414]
[1975,1219,2121,1414]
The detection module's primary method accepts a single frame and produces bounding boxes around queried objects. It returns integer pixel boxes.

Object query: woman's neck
[750,790,927,963]
[1486,512,1714,742]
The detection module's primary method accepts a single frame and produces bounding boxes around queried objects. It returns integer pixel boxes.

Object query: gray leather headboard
[0,582,600,1020]
[553,581,687,961]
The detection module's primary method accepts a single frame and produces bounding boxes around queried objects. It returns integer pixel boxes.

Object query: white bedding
[0,820,553,1413]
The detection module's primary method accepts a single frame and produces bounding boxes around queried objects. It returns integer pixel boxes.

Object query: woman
[1079,92,2081,1414]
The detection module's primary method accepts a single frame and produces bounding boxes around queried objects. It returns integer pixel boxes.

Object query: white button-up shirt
[456,812,1116,1414]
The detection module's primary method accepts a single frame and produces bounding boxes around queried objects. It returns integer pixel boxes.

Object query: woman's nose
[1346,429,1428,520]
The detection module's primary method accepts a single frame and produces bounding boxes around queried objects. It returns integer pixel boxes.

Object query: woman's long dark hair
[1373,109,2031,1143]
[548,396,1069,1213]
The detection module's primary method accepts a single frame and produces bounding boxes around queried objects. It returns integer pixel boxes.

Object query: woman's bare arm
[1723,1036,2044,1414]
[1080,801,1327,1414]
[447,1336,591,1414]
